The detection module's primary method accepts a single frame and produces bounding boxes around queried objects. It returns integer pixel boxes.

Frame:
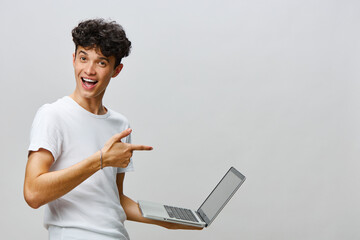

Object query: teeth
[82,78,97,83]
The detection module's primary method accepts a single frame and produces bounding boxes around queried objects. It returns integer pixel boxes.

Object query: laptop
[138,167,246,228]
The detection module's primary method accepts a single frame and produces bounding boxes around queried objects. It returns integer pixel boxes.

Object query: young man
[24,19,200,240]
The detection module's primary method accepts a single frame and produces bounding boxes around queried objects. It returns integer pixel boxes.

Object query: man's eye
[80,57,86,61]
[99,61,106,66]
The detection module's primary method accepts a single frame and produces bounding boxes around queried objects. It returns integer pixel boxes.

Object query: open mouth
[81,77,98,89]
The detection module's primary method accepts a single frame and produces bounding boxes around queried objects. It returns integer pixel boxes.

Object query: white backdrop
[1,0,359,239]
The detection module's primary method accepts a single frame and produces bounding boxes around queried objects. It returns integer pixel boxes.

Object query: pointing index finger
[129,144,153,151]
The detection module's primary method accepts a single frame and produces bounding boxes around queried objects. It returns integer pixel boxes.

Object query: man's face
[72,46,123,101]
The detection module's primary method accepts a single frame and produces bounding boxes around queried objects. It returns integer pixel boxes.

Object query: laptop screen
[197,167,246,226]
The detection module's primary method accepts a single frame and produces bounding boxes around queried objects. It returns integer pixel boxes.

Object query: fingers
[108,129,153,152]
[111,128,132,142]
[129,144,153,151]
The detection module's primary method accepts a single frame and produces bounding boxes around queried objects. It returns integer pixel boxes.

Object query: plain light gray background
[1,0,359,239]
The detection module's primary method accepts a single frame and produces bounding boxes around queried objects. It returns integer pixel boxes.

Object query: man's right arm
[23,128,152,209]
[24,148,102,209]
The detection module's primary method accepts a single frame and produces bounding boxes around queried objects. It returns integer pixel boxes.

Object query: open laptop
[138,167,246,228]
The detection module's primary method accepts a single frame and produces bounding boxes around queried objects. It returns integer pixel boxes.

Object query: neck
[69,92,107,115]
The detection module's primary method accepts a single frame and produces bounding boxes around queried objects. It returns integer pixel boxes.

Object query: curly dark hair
[72,19,131,68]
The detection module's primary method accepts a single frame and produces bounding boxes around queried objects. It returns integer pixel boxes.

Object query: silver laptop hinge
[195,211,205,223]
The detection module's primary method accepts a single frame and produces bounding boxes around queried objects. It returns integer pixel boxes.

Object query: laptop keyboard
[164,205,199,222]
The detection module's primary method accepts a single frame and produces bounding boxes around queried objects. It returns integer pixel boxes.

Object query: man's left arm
[116,173,203,230]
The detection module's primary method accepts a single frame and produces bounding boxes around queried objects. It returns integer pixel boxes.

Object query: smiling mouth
[81,77,98,89]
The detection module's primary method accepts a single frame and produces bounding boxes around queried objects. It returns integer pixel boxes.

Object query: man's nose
[85,62,96,75]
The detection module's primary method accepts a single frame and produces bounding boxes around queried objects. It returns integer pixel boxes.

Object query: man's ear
[72,53,76,67]
[112,64,124,78]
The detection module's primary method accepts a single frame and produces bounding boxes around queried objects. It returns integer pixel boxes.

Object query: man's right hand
[101,128,153,168]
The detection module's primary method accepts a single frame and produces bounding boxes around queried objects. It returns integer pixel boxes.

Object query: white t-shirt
[28,96,133,239]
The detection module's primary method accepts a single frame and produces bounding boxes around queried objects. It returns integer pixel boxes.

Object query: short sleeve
[28,105,63,161]
[117,130,134,173]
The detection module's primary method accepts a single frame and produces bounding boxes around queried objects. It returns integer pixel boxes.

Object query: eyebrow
[78,50,110,63]
[98,57,110,63]
[78,50,88,55]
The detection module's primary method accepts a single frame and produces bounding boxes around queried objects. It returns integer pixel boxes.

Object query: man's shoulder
[35,97,69,118]
[108,108,130,125]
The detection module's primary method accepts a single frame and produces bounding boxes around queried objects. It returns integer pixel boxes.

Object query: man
[24,19,200,240]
